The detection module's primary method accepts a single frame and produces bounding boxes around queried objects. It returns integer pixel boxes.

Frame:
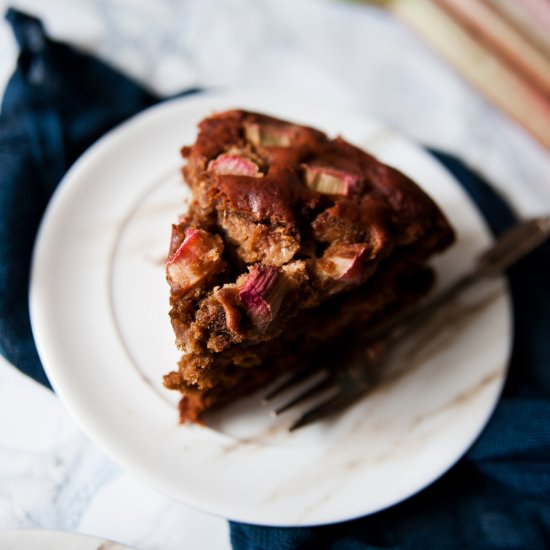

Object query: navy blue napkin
[0,9,197,386]
[2,9,549,549]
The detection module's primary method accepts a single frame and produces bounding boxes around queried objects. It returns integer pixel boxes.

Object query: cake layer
[165,110,455,422]
[165,261,435,422]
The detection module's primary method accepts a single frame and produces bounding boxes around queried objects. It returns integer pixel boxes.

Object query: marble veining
[107,167,183,400]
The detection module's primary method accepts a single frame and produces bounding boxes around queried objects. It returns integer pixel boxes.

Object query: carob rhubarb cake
[163,110,455,423]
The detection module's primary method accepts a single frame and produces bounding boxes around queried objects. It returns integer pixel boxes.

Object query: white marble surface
[0,0,549,548]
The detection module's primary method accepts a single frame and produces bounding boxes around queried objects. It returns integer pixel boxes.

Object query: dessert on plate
[163,110,455,423]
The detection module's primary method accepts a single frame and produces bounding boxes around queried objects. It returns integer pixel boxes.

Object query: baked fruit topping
[166,228,223,293]
[164,110,455,423]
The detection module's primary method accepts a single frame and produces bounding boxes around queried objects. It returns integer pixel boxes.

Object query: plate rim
[29,90,512,526]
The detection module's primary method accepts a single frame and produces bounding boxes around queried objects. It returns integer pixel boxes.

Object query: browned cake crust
[164,110,455,422]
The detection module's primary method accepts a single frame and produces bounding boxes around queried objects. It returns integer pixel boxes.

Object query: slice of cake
[163,110,455,423]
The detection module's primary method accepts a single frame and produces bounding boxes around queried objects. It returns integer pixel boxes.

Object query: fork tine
[479,216,550,273]
[288,392,353,432]
[289,371,374,431]
[263,364,326,402]
[273,372,335,416]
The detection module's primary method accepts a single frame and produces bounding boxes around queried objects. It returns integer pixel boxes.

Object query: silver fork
[265,216,550,432]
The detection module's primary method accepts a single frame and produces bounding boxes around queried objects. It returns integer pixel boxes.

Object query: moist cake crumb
[164,110,455,423]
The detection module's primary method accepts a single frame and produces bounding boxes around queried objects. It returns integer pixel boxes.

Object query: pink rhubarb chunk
[208,154,261,177]
[318,244,369,283]
[166,228,223,291]
[303,165,361,195]
[244,123,297,147]
[239,265,288,328]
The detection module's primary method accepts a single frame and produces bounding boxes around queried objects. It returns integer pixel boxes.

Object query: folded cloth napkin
[2,9,549,550]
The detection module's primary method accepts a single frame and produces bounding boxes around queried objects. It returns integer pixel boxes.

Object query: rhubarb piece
[166,228,223,291]
[317,244,370,284]
[239,265,288,328]
[208,154,261,177]
[164,109,455,423]
[168,223,186,256]
[244,122,297,147]
[303,165,361,195]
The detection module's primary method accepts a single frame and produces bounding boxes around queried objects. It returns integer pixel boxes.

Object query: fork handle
[365,216,550,346]
[365,271,479,347]
[384,272,479,345]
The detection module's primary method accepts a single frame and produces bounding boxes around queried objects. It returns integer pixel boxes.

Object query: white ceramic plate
[30,91,511,526]
[0,530,132,549]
